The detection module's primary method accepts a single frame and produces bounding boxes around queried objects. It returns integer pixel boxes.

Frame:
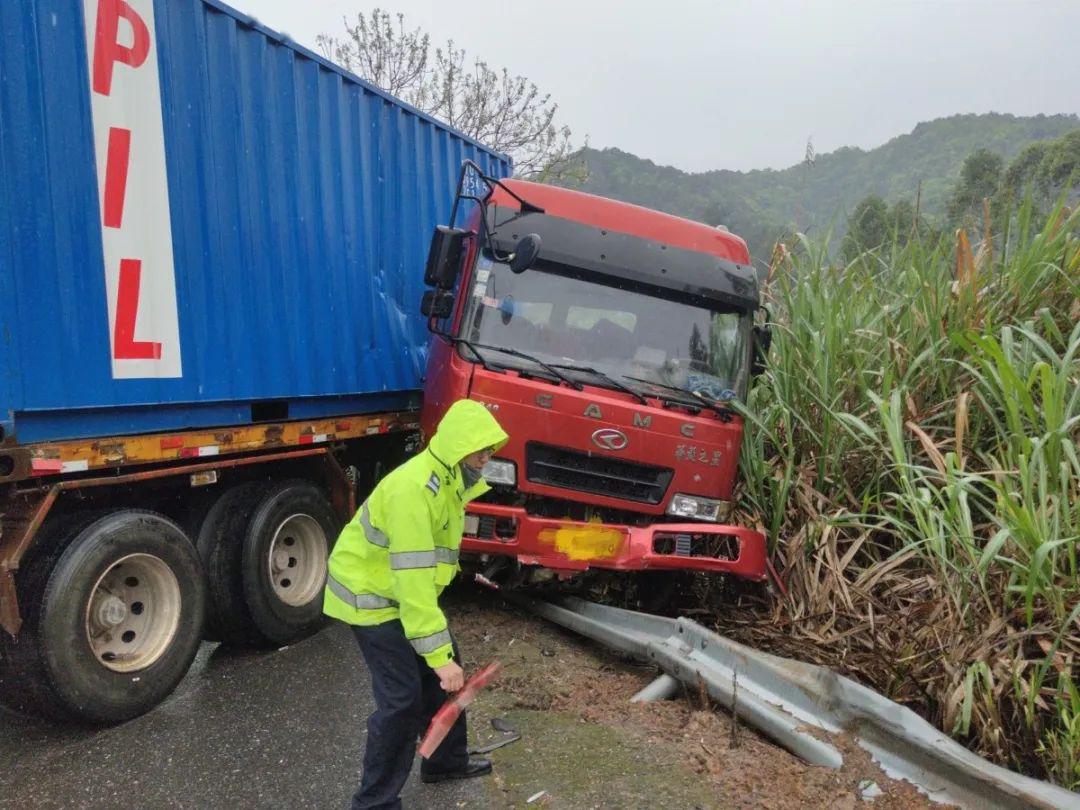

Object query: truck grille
[525,442,674,505]
[653,532,740,561]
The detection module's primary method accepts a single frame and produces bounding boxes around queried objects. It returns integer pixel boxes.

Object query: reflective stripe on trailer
[20,413,414,479]
[179,445,219,458]
[31,459,90,476]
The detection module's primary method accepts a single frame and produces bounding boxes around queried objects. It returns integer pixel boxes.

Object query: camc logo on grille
[591,428,629,451]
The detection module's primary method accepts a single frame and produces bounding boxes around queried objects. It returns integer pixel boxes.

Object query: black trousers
[350,621,468,810]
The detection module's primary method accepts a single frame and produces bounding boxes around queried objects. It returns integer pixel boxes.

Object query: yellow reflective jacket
[323,399,508,667]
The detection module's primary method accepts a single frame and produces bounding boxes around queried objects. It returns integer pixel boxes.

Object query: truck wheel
[240,481,340,645]
[0,510,205,724]
[192,482,268,645]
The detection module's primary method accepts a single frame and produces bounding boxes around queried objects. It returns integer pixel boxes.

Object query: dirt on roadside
[445,583,944,810]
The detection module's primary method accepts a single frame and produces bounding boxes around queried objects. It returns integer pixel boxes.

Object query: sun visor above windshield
[484,205,760,311]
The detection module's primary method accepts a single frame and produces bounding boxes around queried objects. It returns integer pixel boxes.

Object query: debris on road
[469,717,522,754]
[474,573,501,591]
[470,733,522,755]
[419,661,503,759]
[448,585,946,809]
[860,779,884,801]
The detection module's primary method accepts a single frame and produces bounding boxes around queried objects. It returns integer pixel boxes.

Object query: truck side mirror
[424,226,468,289]
[509,233,541,274]
[421,290,455,320]
[751,324,772,376]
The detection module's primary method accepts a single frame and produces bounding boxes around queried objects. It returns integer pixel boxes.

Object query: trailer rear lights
[666,493,727,522]
[653,532,740,561]
[481,459,516,487]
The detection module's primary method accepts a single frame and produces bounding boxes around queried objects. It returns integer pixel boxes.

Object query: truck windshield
[458,254,753,401]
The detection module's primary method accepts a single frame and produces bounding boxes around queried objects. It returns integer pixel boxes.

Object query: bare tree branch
[318,8,579,180]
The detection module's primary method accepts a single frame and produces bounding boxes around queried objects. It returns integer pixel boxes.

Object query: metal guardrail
[513,595,1080,810]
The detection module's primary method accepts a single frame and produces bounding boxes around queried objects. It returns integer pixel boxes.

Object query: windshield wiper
[453,338,506,374]
[455,339,583,391]
[548,363,649,405]
[688,389,737,422]
[621,375,735,420]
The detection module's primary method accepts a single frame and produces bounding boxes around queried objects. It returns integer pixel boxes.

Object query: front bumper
[461,502,766,581]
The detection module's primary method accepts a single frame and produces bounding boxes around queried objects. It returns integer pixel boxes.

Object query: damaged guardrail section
[516,596,1080,810]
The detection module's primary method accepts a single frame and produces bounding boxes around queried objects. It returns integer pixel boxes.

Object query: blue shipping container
[0,0,510,444]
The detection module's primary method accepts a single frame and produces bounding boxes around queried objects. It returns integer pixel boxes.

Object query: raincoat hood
[428,399,508,467]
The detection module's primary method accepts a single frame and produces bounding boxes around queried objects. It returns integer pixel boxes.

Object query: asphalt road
[0,623,485,809]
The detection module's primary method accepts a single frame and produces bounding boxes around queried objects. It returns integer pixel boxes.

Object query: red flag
[418,661,502,759]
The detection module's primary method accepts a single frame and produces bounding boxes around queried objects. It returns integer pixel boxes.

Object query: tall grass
[725,199,1080,787]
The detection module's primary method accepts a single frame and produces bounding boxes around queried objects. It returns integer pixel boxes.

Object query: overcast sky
[234,0,1080,173]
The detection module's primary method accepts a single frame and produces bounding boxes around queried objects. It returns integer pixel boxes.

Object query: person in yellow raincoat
[324,399,508,810]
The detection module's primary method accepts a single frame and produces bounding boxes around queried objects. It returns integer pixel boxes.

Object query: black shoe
[420,757,493,784]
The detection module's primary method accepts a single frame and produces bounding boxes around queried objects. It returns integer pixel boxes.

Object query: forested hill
[560,113,1079,260]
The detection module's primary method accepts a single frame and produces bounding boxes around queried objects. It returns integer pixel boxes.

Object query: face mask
[460,462,482,489]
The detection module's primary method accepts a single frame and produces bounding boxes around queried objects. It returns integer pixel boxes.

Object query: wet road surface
[1,623,485,809]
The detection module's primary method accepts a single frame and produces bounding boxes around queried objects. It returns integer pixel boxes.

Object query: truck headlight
[666,493,728,522]
[481,459,516,486]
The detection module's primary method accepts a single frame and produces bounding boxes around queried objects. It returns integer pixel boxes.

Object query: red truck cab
[420,166,767,585]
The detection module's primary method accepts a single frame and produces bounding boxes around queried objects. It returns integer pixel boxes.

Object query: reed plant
[723,198,1080,787]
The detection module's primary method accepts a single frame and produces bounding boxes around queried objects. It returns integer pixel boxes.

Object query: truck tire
[192,482,269,645]
[240,481,340,645]
[0,510,205,724]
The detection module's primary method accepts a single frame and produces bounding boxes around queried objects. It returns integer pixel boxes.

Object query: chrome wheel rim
[85,553,181,673]
[267,514,327,607]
